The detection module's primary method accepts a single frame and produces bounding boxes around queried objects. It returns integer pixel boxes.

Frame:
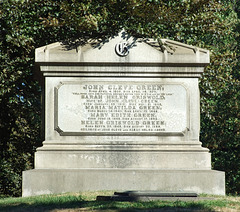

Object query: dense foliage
[0,0,239,196]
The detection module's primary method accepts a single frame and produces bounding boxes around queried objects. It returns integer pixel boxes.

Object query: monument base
[22,168,225,197]
[34,143,212,169]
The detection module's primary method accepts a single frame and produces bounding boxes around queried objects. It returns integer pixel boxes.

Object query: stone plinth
[22,31,225,196]
[23,169,225,197]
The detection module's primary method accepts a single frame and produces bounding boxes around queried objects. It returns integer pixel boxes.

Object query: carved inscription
[56,82,187,135]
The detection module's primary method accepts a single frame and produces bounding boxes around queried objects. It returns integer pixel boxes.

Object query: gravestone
[22,31,225,197]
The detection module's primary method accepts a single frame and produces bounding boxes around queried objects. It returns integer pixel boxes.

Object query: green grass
[0,191,239,211]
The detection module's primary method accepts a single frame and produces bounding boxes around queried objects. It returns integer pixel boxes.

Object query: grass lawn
[0,191,240,212]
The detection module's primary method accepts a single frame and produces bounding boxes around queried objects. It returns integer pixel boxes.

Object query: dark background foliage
[0,0,239,196]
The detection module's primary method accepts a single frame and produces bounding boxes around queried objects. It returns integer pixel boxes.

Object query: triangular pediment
[35,30,209,65]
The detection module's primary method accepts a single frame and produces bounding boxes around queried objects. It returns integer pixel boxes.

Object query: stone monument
[22,31,225,197]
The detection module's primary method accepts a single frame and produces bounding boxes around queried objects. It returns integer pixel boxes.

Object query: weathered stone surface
[22,30,225,196]
[55,82,187,135]
[22,169,225,197]
[41,77,201,145]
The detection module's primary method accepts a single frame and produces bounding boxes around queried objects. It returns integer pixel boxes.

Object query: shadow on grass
[0,197,216,212]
